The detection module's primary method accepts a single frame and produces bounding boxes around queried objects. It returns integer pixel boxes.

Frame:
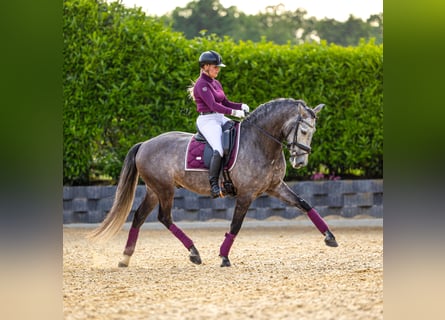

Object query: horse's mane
[245,98,307,124]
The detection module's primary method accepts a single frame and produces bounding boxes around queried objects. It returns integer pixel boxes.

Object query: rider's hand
[241,104,250,112]
[231,109,246,118]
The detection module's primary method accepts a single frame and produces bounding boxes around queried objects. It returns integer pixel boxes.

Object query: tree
[367,13,383,44]
[257,5,308,44]
[315,14,382,46]
[169,0,244,39]
[164,0,383,46]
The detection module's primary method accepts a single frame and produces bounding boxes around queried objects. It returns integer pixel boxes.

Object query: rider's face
[205,64,220,79]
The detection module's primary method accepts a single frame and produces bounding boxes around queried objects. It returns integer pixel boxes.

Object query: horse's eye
[300,127,308,135]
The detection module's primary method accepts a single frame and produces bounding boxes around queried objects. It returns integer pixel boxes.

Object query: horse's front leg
[219,196,253,267]
[268,181,338,247]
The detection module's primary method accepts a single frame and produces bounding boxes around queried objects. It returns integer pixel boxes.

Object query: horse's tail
[87,142,143,242]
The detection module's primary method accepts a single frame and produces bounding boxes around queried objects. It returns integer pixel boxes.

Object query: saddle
[185,121,240,196]
[194,121,237,167]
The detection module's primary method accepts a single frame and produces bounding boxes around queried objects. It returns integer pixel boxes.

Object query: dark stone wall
[63,180,383,224]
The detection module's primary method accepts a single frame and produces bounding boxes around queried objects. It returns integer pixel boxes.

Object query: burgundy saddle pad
[185,123,240,171]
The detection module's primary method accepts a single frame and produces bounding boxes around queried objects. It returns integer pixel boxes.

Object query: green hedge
[63,0,383,185]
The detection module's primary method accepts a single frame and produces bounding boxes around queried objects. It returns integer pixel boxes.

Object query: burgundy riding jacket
[193,73,242,114]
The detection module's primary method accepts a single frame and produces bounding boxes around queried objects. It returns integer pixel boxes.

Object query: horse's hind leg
[268,181,338,247]
[157,189,202,265]
[118,190,158,267]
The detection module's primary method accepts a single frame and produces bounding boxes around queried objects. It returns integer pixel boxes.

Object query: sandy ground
[63,224,383,320]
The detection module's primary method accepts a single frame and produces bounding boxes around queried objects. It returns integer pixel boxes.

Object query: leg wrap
[123,227,139,256]
[169,224,194,249]
[219,232,236,257]
[307,208,329,235]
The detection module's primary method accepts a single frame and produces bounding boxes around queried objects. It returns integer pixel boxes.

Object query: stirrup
[222,180,236,196]
[211,190,224,198]
[211,186,224,198]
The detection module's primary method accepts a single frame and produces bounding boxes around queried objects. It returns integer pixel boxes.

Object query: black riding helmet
[198,50,226,68]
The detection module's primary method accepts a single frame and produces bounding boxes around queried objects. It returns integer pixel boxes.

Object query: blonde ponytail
[187,80,196,101]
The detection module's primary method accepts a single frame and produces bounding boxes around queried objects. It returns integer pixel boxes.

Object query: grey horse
[89,98,338,267]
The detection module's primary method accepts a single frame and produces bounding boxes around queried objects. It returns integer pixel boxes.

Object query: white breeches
[196,113,230,157]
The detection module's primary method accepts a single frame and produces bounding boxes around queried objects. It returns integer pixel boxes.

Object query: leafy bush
[63,0,382,185]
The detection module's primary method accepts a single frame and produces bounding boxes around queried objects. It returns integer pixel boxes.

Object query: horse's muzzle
[290,156,307,169]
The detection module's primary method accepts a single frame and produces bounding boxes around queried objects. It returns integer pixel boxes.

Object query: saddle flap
[222,121,236,158]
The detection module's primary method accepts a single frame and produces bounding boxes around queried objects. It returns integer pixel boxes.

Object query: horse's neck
[250,109,294,139]
[241,115,289,156]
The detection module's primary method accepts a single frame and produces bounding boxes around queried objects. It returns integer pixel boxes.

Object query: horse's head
[287,103,324,169]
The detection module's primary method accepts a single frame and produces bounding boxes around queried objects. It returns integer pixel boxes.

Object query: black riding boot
[209,150,222,198]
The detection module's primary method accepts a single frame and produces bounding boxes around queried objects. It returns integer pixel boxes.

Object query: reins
[249,122,285,147]
[247,112,313,155]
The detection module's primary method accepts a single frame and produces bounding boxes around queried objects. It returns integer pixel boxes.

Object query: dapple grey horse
[89,98,338,267]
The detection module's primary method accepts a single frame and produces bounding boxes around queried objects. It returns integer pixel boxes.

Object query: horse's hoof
[324,230,338,247]
[220,256,231,267]
[189,246,202,265]
[189,254,202,265]
[118,254,130,267]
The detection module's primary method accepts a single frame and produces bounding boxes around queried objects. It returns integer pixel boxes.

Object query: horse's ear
[313,104,325,115]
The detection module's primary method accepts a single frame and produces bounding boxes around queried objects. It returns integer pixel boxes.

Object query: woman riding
[188,50,250,198]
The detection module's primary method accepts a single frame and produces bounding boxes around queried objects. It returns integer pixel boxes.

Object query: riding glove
[231,109,246,118]
[241,104,250,112]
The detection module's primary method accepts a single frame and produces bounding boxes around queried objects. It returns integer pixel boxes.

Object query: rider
[188,50,250,198]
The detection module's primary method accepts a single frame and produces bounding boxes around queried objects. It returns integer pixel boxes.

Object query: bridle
[287,106,317,154]
[249,108,316,155]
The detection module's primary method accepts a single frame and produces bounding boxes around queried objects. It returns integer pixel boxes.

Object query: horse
[88,98,338,267]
